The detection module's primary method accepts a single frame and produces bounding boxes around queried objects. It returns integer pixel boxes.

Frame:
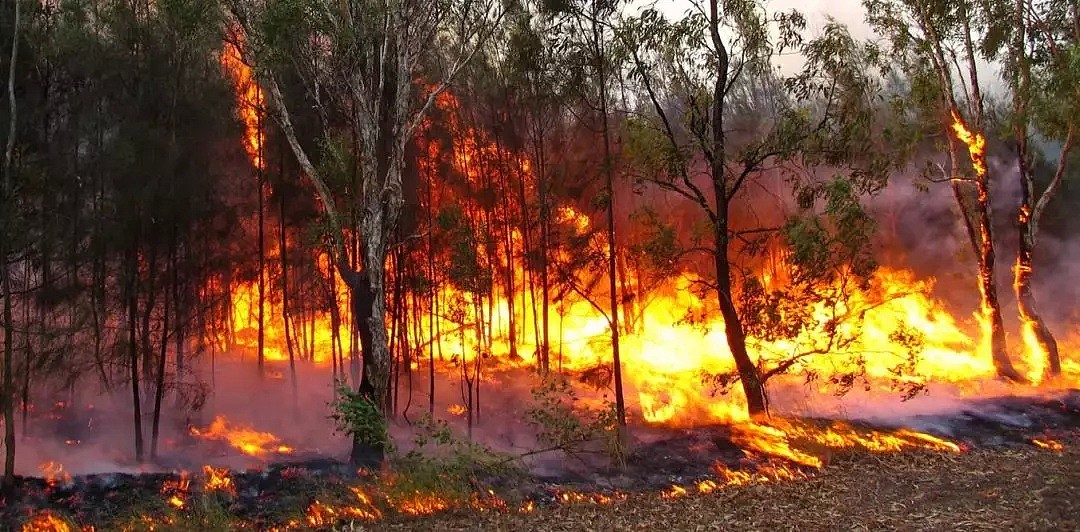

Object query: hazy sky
[651,0,873,39]
[638,0,1003,92]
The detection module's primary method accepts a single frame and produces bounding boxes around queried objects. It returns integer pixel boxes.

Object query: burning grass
[10,392,1080,530]
[381,443,1079,531]
[18,438,1074,531]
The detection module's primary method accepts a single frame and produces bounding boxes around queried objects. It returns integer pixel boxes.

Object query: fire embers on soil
[7,392,1080,530]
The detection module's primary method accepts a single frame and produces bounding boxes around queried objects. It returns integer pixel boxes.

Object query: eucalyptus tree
[984,0,1078,379]
[228,0,503,466]
[864,0,1023,381]
[531,0,629,439]
[619,1,895,415]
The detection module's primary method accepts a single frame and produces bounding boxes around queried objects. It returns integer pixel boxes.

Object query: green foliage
[382,413,516,504]
[329,383,389,449]
[437,205,493,296]
[786,177,878,280]
[526,376,623,462]
[629,207,682,280]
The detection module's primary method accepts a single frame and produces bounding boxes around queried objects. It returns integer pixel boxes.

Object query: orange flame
[303,487,382,526]
[21,511,72,532]
[950,111,987,176]
[39,461,71,488]
[202,465,236,494]
[731,418,962,467]
[210,80,1080,433]
[190,415,295,458]
[222,31,264,170]
[1031,438,1064,451]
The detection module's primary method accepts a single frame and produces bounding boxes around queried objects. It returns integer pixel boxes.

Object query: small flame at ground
[1031,438,1064,451]
[39,461,72,488]
[190,415,294,458]
[202,465,235,494]
[21,511,72,532]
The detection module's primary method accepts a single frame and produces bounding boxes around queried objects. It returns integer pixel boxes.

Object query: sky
[636,0,1003,94]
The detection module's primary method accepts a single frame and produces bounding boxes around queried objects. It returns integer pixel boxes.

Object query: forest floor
[13,391,1080,530]
[16,438,1077,531]
[374,443,1079,532]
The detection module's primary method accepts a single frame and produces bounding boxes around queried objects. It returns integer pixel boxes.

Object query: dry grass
[362,443,1079,531]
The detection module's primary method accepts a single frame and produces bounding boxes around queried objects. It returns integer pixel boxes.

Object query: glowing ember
[160,471,191,510]
[190,415,294,457]
[202,465,236,494]
[1031,438,1064,451]
[20,511,72,532]
[167,495,185,509]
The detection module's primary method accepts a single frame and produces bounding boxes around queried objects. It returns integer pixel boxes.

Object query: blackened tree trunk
[150,239,174,459]
[1,0,20,491]
[127,239,145,462]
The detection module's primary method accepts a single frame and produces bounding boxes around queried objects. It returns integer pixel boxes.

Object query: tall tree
[1,0,22,492]
[986,0,1078,380]
[230,0,502,466]
[622,2,892,415]
[865,0,1022,381]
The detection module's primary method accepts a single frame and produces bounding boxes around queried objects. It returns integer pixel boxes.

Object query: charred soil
[8,392,1080,531]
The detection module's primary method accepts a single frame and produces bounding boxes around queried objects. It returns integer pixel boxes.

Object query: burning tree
[988,0,1078,380]
[865,0,1025,381]
[618,2,896,415]
[228,0,503,465]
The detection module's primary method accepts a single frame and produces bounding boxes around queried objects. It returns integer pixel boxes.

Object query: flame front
[210,59,1078,429]
[21,511,72,532]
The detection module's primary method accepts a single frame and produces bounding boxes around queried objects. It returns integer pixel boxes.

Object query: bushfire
[204,27,1080,435]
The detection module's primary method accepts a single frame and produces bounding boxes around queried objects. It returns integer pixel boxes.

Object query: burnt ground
[6,391,1080,531]
[385,444,1080,531]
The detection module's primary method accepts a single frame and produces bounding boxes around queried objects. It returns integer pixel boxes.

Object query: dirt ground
[372,444,1079,532]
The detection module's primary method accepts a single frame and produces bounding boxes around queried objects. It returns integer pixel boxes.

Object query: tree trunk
[961,10,1021,382]
[345,269,384,469]
[1,0,21,492]
[708,0,767,416]
[1012,0,1060,380]
[128,240,145,462]
[280,182,298,405]
[257,150,265,378]
[592,11,627,437]
[150,241,174,459]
